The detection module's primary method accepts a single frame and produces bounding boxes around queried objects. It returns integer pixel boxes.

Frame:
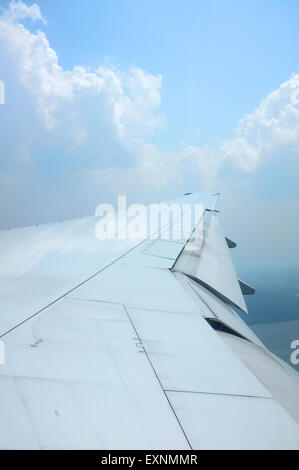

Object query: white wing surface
[0,192,299,449]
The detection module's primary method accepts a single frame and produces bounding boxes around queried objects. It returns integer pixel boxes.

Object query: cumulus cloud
[1,0,46,24]
[0,0,298,249]
[221,74,299,172]
[0,1,167,226]
[0,9,164,134]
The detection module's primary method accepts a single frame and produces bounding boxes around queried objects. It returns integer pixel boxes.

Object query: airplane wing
[0,192,299,450]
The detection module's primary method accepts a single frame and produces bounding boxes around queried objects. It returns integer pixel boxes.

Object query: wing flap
[166,391,299,450]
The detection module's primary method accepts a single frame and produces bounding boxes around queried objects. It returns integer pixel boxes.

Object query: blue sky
[5,0,298,148]
[0,0,299,267]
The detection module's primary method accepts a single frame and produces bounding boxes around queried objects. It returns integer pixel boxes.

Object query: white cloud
[1,0,46,24]
[221,137,259,172]
[226,74,299,170]
[0,2,166,178]
[0,0,299,243]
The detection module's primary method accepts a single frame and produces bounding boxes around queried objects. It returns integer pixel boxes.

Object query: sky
[0,0,299,269]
